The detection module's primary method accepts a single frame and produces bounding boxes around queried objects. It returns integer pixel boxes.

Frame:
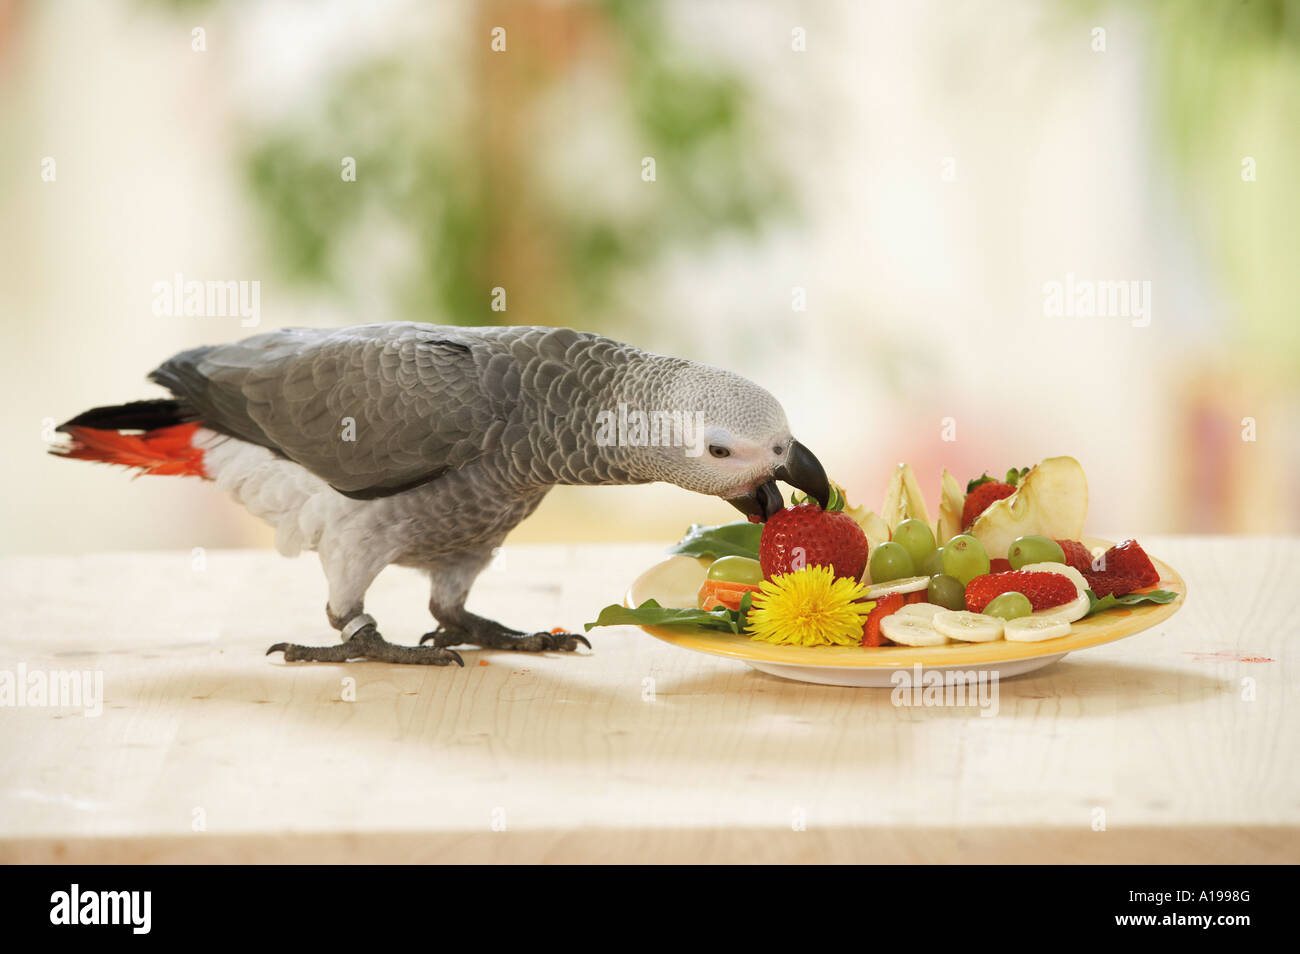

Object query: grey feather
[63,320,806,656]
[150,323,610,498]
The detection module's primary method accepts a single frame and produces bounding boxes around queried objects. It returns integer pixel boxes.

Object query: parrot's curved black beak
[726,440,831,521]
[726,480,785,522]
[775,439,830,510]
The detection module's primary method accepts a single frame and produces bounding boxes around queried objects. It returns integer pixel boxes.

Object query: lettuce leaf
[584,599,741,633]
[667,521,762,561]
[736,590,755,632]
[1085,588,1180,617]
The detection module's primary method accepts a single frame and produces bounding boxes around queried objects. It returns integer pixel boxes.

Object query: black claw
[419,628,463,649]
[264,631,463,666]
[412,622,591,654]
[551,632,591,651]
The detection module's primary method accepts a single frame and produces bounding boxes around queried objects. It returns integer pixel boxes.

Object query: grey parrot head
[620,360,830,521]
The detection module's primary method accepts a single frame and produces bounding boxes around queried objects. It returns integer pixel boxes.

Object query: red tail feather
[53,423,207,478]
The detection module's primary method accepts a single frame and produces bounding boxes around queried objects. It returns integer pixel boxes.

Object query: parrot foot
[420,623,590,653]
[268,621,465,666]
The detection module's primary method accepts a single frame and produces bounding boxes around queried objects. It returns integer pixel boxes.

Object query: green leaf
[968,466,1030,493]
[1085,588,1180,617]
[789,483,844,512]
[736,590,754,633]
[584,599,739,633]
[668,520,762,561]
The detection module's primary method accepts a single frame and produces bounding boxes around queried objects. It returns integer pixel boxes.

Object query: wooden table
[1,537,1295,863]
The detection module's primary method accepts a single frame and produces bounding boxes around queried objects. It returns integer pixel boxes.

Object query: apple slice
[936,468,964,545]
[968,456,1088,558]
[881,462,931,531]
[845,504,891,551]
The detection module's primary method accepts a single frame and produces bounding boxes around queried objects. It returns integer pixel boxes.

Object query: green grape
[868,542,915,584]
[706,555,764,585]
[927,574,966,610]
[1008,535,1066,571]
[892,519,936,570]
[919,547,945,578]
[941,534,990,585]
[982,591,1032,620]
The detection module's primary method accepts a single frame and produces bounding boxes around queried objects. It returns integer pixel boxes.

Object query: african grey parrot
[52,323,830,665]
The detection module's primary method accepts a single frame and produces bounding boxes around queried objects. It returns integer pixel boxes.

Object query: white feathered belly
[193,428,545,563]
[195,428,357,557]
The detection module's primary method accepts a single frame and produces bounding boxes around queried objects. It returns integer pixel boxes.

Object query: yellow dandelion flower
[745,565,875,647]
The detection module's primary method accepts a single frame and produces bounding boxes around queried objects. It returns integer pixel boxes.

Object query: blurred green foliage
[236,0,791,327]
[150,0,1298,366]
[1069,0,1300,368]
[1150,0,1300,367]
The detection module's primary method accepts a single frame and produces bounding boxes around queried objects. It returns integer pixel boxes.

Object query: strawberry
[862,592,904,647]
[989,558,1013,573]
[1100,539,1160,589]
[961,482,1015,529]
[1056,539,1094,574]
[1084,570,1145,598]
[961,467,1030,529]
[1071,540,1160,597]
[964,570,1078,613]
[760,504,868,582]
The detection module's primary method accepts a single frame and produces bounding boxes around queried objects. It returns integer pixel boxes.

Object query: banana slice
[1032,589,1090,624]
[1004,616,1071,641]
[896,602,944,621]
[880,614,948,646]
[865,575,930,599]
[933,610,1004,642]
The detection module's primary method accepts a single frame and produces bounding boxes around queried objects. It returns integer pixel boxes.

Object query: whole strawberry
[760,504,868,582]
[961,468,1028,529]
[965,570,1078,612]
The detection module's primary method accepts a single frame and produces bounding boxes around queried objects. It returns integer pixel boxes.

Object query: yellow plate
[624,538,1185,685]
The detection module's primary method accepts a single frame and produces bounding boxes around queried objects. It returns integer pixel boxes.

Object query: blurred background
[2,0,1297,557]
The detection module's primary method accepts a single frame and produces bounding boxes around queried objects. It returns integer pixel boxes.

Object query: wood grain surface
[0,537,1295,863]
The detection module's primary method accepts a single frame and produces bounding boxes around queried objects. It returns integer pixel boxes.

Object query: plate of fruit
[588,457,1185,687]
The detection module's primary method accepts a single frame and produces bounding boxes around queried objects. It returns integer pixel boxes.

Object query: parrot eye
[708,444,731,459]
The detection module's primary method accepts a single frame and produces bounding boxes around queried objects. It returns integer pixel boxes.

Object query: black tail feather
[58,399,194,433]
